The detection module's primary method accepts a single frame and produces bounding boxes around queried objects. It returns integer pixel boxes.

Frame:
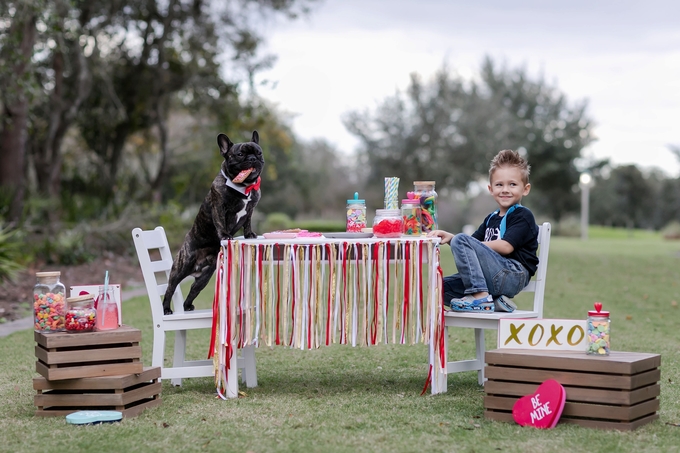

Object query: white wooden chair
[131,226,257,387]
[437,222,551,392]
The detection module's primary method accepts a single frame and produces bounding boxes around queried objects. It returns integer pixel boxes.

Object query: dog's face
[217,131,264,185]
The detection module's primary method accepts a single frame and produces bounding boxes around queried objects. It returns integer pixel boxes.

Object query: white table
[210,235,445,399]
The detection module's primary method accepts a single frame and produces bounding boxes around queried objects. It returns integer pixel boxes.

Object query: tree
[0,0,317,223]
[0,1,40,222]
[343,57,596,221]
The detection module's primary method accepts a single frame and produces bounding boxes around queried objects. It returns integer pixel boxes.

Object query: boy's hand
[427,230,454,245]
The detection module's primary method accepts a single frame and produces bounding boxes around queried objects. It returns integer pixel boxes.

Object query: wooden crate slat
[485,349,660,375]
[35,396,162,418]
[485,365,660,390]
[34,325,142,349]
[484,380,660,406]
[33,367,161,391]
[36,357,143,380]
[484,410,659,431]
[35,344,142,365]
[34,381,161,407]
[484,395,658,422]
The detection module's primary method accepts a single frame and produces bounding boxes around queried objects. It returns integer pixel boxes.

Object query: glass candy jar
[346,192,367,233]
[401,199,422,236]
[413,181,438,233]
[372,209,403,238]
[65,294,97,333]
[33,271,66,332]
[586,302,610,355]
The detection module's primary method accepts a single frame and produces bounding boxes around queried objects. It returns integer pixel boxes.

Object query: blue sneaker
[448,295,495,312]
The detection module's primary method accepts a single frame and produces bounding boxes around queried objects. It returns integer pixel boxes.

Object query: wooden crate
[34,366,162,417]
[484,349,661,431]
[35,325,143,380]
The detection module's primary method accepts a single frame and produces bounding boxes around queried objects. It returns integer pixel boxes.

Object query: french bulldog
[162,131,264,315]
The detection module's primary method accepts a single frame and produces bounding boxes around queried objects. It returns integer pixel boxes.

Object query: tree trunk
[0,13,37,222]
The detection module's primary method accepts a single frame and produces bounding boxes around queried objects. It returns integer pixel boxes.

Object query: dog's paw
[244,231,257,239]
[184,304,195,312]
[164,308,173,315]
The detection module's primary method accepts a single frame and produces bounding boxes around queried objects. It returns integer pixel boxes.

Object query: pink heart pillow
[512,379,566,429]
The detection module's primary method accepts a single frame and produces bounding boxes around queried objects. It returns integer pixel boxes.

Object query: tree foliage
[343,57,597,221]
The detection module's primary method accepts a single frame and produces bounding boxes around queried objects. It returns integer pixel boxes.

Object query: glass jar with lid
[65,294,97,333]
[413,181,438,233]
[586,302,610,355]
[346,192,367,232]
[33,271,66,332]
[401,199,422,236]
[372,209,403,238]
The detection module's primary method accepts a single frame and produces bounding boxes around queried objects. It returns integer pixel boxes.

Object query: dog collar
[221,170,261,195]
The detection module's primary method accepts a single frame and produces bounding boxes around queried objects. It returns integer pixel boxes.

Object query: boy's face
[488,166,531,215]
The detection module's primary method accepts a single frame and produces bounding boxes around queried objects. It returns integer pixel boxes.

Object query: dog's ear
[251,130,259,144]
[217,134,234,157]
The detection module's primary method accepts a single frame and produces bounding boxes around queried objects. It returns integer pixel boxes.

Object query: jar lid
[67,294,94,303]
[376,209,400,216]
[347,191,365,204]
[36,271,61,277]
[588,302,609,317]
[413,181,435,185]
[401,199,420,205]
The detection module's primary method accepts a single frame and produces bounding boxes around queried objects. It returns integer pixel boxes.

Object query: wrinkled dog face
[217,131,264,184]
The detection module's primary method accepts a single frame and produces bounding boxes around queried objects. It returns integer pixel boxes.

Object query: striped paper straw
[384,177,400,209]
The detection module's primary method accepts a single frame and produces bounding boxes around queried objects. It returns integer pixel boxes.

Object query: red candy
[373,219,402,238]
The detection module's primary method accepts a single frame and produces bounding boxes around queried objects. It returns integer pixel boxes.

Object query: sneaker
[493,295,517,313]
[448,295,495,312]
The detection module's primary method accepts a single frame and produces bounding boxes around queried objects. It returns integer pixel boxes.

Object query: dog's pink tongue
[232,168,253,183]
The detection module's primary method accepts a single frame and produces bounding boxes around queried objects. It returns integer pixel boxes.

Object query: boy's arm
[483,239,514,255]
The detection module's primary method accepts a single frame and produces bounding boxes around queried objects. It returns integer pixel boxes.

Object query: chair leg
[171,330,188,387]
[152,326,166,381]
[241,345,258,388]
[474,328,486,386]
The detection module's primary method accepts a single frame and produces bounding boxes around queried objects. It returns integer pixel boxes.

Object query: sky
[254,0,680,176]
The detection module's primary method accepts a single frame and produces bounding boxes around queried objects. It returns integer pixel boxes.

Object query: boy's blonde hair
[489,149,531,185]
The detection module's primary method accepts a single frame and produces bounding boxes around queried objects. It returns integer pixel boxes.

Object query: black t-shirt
[471,207,539,276]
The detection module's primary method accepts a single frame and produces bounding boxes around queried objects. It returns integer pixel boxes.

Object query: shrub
[0,224,25,283]
[661,221,680,240]
[261,213,292,232]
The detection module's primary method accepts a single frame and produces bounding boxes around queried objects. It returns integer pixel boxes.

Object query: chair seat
[161,309,213,330]
[444,310,539,329]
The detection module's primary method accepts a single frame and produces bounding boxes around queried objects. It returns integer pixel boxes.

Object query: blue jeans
[443,234,529,301]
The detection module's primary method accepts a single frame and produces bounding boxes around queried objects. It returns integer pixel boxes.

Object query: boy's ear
[523,183,531,196]
[487,184,493,195]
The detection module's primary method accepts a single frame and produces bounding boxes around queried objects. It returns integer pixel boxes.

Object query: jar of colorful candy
[401,198,422,236]
[33,271,66,332]
[413,181,438,233]
[586,302,610,355]
[346,192,367,233]
[65,294,97,333]
[372,209,403,238]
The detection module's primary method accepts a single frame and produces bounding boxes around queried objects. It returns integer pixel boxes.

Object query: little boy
[428,149,539,312]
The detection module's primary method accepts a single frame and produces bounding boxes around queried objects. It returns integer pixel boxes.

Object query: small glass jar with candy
[586,302,610,355]
[65,294,97,333]
[33,271,66,332]
[401,196,422,236]
[346,192,367,233]
[372,209,403,238]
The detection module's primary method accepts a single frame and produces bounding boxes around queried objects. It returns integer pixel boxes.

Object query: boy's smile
[488,166,531,215]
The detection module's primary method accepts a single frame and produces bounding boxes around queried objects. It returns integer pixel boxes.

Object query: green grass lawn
[1,233,680,453]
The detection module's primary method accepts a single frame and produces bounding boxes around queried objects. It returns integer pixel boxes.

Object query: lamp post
[579,172,593,241]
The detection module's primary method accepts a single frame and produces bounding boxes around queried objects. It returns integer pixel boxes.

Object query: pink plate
[262,232,298,239]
